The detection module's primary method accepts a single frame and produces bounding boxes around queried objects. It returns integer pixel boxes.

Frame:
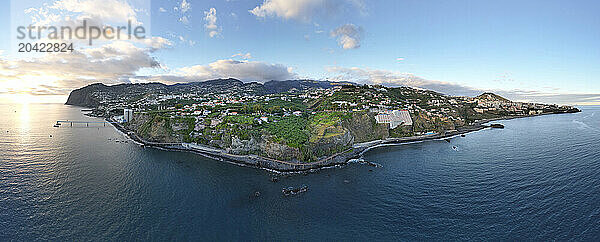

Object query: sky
[0,0,599,105]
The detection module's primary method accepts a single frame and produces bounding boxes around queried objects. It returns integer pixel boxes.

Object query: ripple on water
[1,104,600,240]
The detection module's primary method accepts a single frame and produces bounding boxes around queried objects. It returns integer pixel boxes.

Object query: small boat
[461,134,466,137]
[282,185,308,196]
[452,146,458,151]
[490,123,505,129]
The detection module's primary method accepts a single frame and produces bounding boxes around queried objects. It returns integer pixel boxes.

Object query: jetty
[55,120,120,127]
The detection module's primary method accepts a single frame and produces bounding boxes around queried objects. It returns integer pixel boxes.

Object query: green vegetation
[266,116,309,148]
[118,81,571,163]
[138,114,159,136]
[216,115,262,141]
[223,115,256,125]
[309,112,352,142]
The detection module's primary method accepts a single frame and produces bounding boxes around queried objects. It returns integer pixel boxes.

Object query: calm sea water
[1,103,599,240]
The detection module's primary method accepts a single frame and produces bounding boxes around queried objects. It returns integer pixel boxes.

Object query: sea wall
[111,111,580,173]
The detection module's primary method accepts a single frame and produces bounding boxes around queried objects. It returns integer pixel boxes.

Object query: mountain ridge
[65,79,357,107]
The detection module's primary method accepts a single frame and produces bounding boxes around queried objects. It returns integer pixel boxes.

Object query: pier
[55,120,119,127]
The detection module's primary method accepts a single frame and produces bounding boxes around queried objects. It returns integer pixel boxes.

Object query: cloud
[326,66,600,105]
[142,37,173,51]
[164,32,195,46]
[175,0,192,25]
[330,24,362,49]
[177,35,196,46]
[179,0,191,13]
[50,0,141,24]
[249,1,366,49]
[23,6,62,26]
[231,52,252,59]
[249,0,365,22]
[20,0,151,46]
[204,8,221,38]
[326,66,481,96]
[0,41,161,96]
[3,0,173,96]
[493,72,515,83]
[179,16,190,24]
[494,91,600,106]
[153,59,297,83]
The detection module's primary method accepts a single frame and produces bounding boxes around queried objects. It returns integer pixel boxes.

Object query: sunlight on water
[19,104,30,131]
[1,104,599,240]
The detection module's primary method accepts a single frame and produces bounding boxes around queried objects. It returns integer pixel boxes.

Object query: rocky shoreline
[107,111,577,173]
[109,118,354,172]
[108,117,488,173]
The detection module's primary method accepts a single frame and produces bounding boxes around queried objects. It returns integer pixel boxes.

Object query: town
[66,79,580,163]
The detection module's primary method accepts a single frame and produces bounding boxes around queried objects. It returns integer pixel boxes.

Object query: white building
[375,110,413,129]
[123,109,134,123]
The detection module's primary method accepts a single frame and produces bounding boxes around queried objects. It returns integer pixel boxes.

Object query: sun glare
[0,94,67,104]
[11,94,33,104]
[19,102,30,128]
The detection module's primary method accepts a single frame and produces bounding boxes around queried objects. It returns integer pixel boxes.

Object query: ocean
[1,103,599,240]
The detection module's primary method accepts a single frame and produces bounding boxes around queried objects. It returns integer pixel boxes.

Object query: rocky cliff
[123,111,388,163]
[65,83,108,107]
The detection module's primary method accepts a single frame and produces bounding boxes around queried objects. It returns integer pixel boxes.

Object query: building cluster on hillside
[87,81,577,140]
[473,95,563,116]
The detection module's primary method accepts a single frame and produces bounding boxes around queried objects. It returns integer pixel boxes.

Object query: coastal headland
[66,79,580,172]
[109,117,489,172]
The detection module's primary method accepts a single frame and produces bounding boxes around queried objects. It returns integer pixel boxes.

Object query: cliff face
[124,113,192,143]
[123,111,388,162]
[342,112,389,143]
[65,83,107,107]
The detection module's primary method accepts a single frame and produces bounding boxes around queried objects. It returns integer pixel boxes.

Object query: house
[210,119,222,127]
